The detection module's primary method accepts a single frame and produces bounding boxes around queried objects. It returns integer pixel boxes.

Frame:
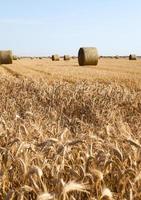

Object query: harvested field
[0,58,141,199]
[1,57,141,87]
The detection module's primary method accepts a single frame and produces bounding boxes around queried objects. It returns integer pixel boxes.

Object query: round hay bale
[64,55,70,61]
[115,55,119,59]
[78,47,98,66]
[13,55,18,60]
[129,54,137,60]
[72,56,76,59]
[0,50,13,64]
[52,54,60,61]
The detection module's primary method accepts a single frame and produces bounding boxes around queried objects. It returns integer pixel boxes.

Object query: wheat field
[0,58,141,199]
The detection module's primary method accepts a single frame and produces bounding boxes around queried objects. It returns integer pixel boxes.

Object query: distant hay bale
[52,54,60,61]
[64,55,70,61]
[13,55,18,60]
[0,50,13,64]
[78,47,98,66]
[72,56,76,59]
[129,54,137,60]
[115,55,119,59]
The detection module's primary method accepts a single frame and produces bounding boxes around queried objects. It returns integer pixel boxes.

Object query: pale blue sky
[0,0,140,56]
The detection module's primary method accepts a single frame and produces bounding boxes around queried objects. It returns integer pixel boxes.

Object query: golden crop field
[0,58,141,199]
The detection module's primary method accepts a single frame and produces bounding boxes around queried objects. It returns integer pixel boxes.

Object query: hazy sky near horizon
[0,0,140,56]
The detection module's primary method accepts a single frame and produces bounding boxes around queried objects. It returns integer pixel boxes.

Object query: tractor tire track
[10,62,51,79]
[2,65,25,79]
[26,66,51,76]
